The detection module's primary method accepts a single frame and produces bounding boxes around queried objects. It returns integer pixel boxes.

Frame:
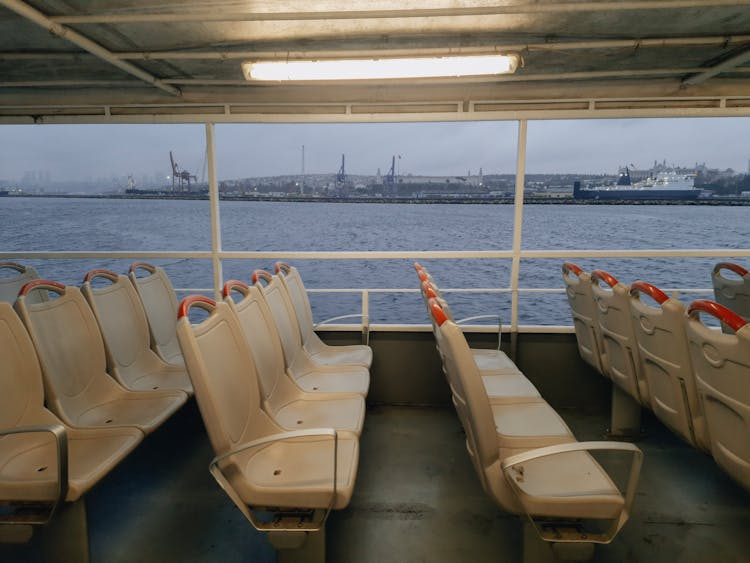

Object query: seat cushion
[471,349,520,373]
[482,374,541,403]
[292,366,370,395]
[506,450,624,520]
[74,390,187,434]
[272,396,365,436]
[308,344,373,369]
[0,424,142,502]
[230,433,359,510]
[492,401,575,453]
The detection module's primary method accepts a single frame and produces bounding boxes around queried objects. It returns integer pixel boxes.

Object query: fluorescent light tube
[242,54,519,81]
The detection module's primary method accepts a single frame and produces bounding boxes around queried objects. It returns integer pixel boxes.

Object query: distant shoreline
[3,192,750,206]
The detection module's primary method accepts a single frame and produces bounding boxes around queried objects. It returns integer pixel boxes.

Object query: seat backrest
[128,262,183,365]
[629,281,706,449]
[562,262,605,374]
[0,302,46,428]
[712,262,750,326]
[591,270,648,404]
[253,270,303,369]
[275,263,317,344]
[685,300,750,489]
[81,269,156,386]
[176,296,279,456]
[0,262,45,304]
[14,280,113,424]
[223,280,286,403]
[430,299,499,478]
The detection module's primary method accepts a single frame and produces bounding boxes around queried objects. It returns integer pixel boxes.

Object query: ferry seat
[424,287,538,404]
[685,300,750,491]
[429,299,643,548]
[0,302,142,527]
[222,280,365,435]
[253,270,370,396]
[81,269,193,395]
[562,262,608,377]
[629,282,708,451]
[711,262,750,331]
[14,280,187,434]
[176,295,359,542]
[591,270,650,406]
[275,262,372,368]
[128,262,185,367]
[0,261,45,304]
[418,269,519,375]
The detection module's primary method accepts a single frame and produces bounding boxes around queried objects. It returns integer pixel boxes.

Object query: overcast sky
[1,117,748,185]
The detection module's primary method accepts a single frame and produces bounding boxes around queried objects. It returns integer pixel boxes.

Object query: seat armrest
[501,441,643,544]
[315,313,366,326]
[0,424,69,519]
[209,428,339,532]
[456,314,503,349]
[315,313,370,345]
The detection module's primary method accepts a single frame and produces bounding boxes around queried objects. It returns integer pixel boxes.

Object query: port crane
[336,154,347,183]
[169,151,197,191]
[384,155,396,185]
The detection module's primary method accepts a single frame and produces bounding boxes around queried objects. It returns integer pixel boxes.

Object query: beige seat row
[427,296,642,557]
[415,263,521,375]
[415,264,642,557]
[176,290,366,558]
[562,262,750,491]
[174,264,370,558]
[1,275,190,555]
[415,266,539,403]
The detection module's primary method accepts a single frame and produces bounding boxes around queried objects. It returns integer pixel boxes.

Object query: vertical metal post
[361,289,370,345]
[509,120,528,359]
[205,122,223,300]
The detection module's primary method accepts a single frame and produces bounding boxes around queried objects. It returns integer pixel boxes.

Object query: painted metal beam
[3,35,750,61]
[0,0,180,96]
[683,46,750,85]
[49,1,750,24]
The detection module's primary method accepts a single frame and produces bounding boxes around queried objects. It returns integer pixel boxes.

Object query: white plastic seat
[685,300,750,491]
[417,266,521,376]
[275,262,372,368]
[128,262,185,367]
[712,262,750,330]
[223,280,365,435]
[0,262,45,304]
[82,269,193,395]
[428,298,642,544]
[253,270,370,396]
[0,302,142,519]
[629,281,708,451]
[15,280,187,434]
[562,262,608,376]
[176,296,359,531]
[591,270,650,406]
[419,276,538,405]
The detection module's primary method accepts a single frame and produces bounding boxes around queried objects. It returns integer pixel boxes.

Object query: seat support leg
[523,521,595,563]
[608,384,642,439]
[269,524,325,563]
[39,499,90,563]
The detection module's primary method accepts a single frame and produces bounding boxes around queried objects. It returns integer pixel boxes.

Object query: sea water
[1,197,748,325]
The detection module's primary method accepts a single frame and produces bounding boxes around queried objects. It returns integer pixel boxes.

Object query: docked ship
[574,167,701,200]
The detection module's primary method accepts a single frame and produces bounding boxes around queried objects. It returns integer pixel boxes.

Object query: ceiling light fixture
[242,54,519,82]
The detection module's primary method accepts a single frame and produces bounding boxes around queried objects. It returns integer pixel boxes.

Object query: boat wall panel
[321,330,610,410]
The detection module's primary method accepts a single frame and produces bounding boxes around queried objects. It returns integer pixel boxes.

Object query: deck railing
[3,122,750,333]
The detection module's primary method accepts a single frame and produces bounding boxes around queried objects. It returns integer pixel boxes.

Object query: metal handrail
[1,247,744,331]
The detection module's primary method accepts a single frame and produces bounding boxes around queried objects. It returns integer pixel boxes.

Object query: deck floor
[3,401,750,562]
